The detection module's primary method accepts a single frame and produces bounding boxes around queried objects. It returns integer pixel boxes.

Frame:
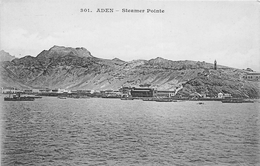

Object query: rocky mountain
[0,50,16,62]
[0,45,259,98]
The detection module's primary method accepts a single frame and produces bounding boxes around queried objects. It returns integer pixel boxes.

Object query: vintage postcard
[0,0,259,165]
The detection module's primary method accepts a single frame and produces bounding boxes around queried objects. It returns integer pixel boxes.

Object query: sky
[0,0,259,71]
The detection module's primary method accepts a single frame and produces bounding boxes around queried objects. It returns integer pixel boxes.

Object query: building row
[1,88,93,94]
[0,86,235,99]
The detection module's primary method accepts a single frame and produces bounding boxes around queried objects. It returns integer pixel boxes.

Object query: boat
[155,98,173,102]
[32,96,43,99]
[22,95,42,99]
[142,97,156,101]
[197,102,204,105]
[121,97,134,100]
[4,93,35,101]
[58,96,67,99]
[102,96,121,99]
[242,100,254,103]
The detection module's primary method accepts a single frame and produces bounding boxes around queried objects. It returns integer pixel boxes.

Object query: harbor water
[1,97,260,166]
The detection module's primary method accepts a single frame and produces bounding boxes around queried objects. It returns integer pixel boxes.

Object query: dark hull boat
[242,100,254,103]
[4,93,35,101]
[142,97,157,101]
[32,96,42,99]
[221,99,243,103]
[4,97,35,101]
[58,96,67,99]
[121,97,134,100]
[156,98,174,102]
[222,98,255,103]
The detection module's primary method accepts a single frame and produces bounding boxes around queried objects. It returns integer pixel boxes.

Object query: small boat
[142,98,156,101]
[32,96,43,99]
[23,96,42,99]
[58,96,67,99]
[4,93,35,101]
[156,98,173,102]
[242,100,254,103]
[102,96,121,99]
[121,97,134,100]
[197,102,204,105]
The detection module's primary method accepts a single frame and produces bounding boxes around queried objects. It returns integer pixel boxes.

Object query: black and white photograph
[0,0,260,165]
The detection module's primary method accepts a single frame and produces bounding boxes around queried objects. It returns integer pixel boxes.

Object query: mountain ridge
[0,46,259,98]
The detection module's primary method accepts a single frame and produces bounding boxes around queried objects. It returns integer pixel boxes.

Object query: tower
[214,60,217,70]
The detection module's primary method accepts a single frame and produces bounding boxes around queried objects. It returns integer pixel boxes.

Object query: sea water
[1,97,259,166]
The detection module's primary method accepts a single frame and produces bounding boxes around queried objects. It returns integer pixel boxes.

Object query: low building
[57,89,70,93]
[24,89,41,94]
[24,89,33,94]
[200,93,208,98]
[76,89,91,94]
[156,90,175,98]
[223,93,232,99]
[218,93,223,98]
[131,87,155,97]
[243,72,260,81]
[105,90,114,93]
[1,87,21,93]
[2,87,13,93]
[106,91,122,97]
[70,90,78,93]
[218,93,232,99]
[32,89,40,93]
[52,89,59,93]
[119,87,132,97]
[39,89,51,93]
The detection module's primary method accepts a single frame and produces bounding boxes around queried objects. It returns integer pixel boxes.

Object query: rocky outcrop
[180,69,260,98]
[0,46,259,98]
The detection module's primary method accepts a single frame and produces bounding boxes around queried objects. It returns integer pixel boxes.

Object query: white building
[218,93,232,99]
[1,87,21,93]
[218,93,223,98]
[58,89,70,93]
[243,72,260,81]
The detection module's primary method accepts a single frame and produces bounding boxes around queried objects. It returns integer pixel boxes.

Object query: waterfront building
[39,89,51,93]
[218,93,223,98]
[76,89,91,93]
[243,72,260,81]
[32,89,40,93]
[218,93,232,99]
[51,89,59,93]
[119,86,132,97]
[71,90,78,93]
[24,89,33,93]
[130,87,154,97]
[57,89,70,93]
[200,93,207,98]
[1,87,19,94]
[223,93,232,99]
[156,90,175,98]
